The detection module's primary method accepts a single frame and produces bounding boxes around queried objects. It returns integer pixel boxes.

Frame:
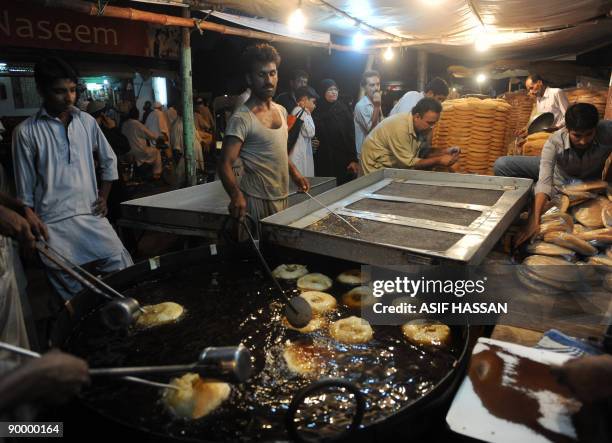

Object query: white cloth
[165,107,178,127]
[12,106,118,222]
[289,106,315,177]
[12,106,131,298]
[121,119,162,174]
[354,95,384,155]
[234,88,251,112]
[389,91,425,116]
[43,215,129,270]
[145,109,170,142]
[47,248,133,301]
[534,87,570,128]
[0,166,29,354]
[0,235,29,353]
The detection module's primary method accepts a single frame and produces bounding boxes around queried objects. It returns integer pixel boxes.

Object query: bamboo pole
[24,0,355,52]
[181,7,196,186]
[605,70,612,121]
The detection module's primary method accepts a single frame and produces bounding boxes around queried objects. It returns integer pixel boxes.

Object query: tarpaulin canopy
[209,10,331,44]
[202,0,612,60]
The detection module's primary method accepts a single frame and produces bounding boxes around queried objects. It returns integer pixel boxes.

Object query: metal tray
[261,169,532,266]
[119,177,336,234]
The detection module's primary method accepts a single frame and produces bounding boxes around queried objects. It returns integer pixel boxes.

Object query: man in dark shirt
[276,69,309,114]
[515,103,612,246]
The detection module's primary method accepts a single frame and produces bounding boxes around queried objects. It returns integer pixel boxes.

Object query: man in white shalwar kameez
[289,86,318,177]
[145,101,170,145]
[12,57,132,301]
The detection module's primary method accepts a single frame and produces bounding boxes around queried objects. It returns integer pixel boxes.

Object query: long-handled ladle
[36,240,144,329]
[240,217,312,329]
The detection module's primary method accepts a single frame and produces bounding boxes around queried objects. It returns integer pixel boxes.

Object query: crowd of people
[272,61,456,184]
[1,44,611,415]
[79,88,214,184]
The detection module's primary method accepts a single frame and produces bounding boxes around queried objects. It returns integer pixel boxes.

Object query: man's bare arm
[217,136,247,219]
[515,192,548,247]
[370,106,382,132]
[0,192,26,215]
[288,160,310,192]
[411,154,458,170]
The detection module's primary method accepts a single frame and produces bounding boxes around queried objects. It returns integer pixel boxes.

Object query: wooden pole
[605,70,612,121]
[417,50,428,92]
[604,72,612,181]
[181,8,196,186]
[24,0,354,52]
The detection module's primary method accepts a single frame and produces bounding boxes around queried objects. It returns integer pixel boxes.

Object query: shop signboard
[0,2,177,59]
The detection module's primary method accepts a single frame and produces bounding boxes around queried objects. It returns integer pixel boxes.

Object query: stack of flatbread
[564,87,608,118]
[520,180,612,294]
[431,97,511,175]
[500,90,535,152]
[448,100,473,173]
[522,131,551,156]
[490,99,513,174]
[431,102,452,149]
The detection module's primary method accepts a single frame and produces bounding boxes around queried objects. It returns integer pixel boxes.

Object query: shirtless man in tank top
[218,44,310,222]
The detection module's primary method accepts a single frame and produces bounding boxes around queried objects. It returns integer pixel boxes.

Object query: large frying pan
[527,112,555,135]
[51,244,471,442]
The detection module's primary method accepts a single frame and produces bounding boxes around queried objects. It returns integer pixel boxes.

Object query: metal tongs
[0,341,177,390]
[304,190,360,234]
[0,342,252,389]
[35,240,144,329]
[240,216,313,329]
[89,345,252,383]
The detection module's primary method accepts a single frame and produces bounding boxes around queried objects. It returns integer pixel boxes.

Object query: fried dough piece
[163,374,230,419]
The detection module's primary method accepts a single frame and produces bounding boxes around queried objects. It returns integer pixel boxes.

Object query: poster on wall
[145,25,180,60]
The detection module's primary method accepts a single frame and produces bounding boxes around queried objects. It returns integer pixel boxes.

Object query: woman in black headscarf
[312,79,359,185]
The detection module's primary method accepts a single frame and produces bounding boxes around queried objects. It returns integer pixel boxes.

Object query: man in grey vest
[218,44,309,222]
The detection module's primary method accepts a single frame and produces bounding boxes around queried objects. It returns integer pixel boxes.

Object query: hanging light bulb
[476,73,487,84]
[288,1,306,32]
[352,32,366,50]
[475,37,491,52]
[383,46,394,61]
[474,25,491,52]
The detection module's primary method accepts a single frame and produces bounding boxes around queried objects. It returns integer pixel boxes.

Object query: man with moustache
[354,70,384,156]
[494,74,570,180]
[218,44,309,222]
[360,97,460,174]
[275,69,309,114]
